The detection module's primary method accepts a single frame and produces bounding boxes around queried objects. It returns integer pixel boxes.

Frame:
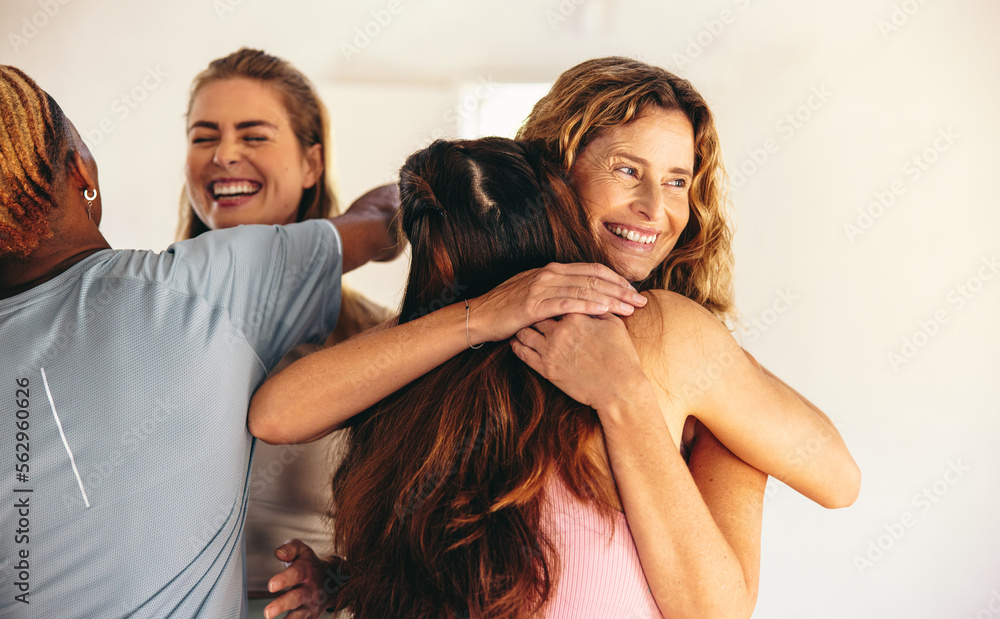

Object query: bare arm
[248,263,649,444]
[329,183,403,273]
[512,313,762,617]
[686,422,766,617]
[634,290,861,508]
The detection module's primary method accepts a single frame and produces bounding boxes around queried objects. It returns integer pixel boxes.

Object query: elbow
[822,459,862,509]
[247,414,284,445]
[248,395,292,445]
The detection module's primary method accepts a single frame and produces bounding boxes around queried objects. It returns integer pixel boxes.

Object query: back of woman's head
[332,137,618,619]
[176,48,338,239]
[517,56,735,319]
[396,137,604,322]
[0,65,71,258]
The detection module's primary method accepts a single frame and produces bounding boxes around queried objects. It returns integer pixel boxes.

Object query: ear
[301,142,323,189]
[65,146,97,194]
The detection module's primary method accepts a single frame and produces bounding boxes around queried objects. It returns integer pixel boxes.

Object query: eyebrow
[187,120,279,132]
[613,150,693,177]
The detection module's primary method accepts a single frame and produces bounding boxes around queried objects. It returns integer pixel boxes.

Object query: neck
[0,237,110,300]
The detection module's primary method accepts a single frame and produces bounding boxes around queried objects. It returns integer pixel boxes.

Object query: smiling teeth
[611,226,658,244]
[212,181,260,197]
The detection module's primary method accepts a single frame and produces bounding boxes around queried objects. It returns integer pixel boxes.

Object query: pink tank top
[542,478,664,618]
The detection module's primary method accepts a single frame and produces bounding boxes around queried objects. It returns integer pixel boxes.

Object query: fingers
[547,262,635,290]
[264,570,325,619]
[268,561,312,594]
[264,590,321,619]
[510,337,545,376]
[531,269,646,317]
[515,324,546,345]
[274,538,315,563]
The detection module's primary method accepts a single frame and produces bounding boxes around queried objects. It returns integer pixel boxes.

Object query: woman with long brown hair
[332,137,624,617]
[251,57,860,617]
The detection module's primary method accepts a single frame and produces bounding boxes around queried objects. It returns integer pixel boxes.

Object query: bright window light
[457,82,553,139]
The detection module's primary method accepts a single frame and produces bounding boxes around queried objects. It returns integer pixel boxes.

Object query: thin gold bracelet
[465,299,484,350]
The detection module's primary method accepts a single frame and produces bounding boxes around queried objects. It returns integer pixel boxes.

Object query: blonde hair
[517,56,734,319]
[176,48,340,240]
[0,65,72,258]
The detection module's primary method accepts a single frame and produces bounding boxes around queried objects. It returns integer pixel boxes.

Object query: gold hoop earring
[84,188,97,221]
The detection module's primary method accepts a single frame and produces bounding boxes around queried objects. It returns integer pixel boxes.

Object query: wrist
[464,297,489,347]
[592,374,659,424]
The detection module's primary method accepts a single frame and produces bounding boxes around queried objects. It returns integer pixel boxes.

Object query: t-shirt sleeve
[156,219,343,371]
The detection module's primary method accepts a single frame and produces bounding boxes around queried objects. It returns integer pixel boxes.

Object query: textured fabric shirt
[0,220,341,618]
[543,477,663,618]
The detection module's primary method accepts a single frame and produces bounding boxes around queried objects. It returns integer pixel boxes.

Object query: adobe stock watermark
[877,0,933,41]
[393,417,496,521]
[7,0,73,55]
[763,476,787,505]
[62,396,175,513]
[416,76,497,148]
[679,288,797,399]
[340,0,403,62]
[81,65,168,150]
[887,255,998,371]
[348,281,468,391]
[852,458,970,576]
[188,500,237,553]
[730,85,833,189]
[742,288,798,343]
[248,444,307,495]
[966,587,1000,619]
[545,0,590,30]
[212,0,250,20]
[670,0,755,69]
[843,127,958,243]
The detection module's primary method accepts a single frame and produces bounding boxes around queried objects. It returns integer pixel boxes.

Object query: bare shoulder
[624,289,734,351]
[623,290,743,395]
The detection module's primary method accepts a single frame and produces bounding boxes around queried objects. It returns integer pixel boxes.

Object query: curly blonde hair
[517,57,734,319]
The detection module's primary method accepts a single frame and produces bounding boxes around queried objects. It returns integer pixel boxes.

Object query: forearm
[598,391,756,618]
[249,301,469,444]
[250,263,646,444]
[330,183,402,271]
[697,355,860,509]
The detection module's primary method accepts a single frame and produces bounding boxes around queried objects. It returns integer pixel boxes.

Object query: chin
[616,262,655,284]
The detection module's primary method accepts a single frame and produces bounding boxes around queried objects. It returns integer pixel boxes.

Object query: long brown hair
[517,56,735,319]
[0,65,72,257]
[176,48,339,241]
[331,138,619,619]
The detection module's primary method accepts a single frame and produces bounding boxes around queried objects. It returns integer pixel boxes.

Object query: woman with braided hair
[0,65,399,617]
[0,65,108,290]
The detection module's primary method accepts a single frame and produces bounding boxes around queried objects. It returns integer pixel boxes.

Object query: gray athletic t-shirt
[0,220,341,618]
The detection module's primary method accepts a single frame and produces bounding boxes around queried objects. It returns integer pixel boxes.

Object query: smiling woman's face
[184,77,321,229]
[571,107,695,282]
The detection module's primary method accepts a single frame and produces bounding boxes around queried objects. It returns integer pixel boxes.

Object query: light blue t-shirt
[0,220,341,618]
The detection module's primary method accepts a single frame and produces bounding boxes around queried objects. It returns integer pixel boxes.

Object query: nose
[212,135,241,168]
[632,180,668,221]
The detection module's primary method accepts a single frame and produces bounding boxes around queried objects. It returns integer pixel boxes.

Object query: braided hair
[0,65,72,257]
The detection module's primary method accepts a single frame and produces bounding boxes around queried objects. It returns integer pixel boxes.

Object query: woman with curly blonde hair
[517,56,733,318]
[251,57,860,617]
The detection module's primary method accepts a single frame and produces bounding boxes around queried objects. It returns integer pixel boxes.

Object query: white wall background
[3,0,998,616]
